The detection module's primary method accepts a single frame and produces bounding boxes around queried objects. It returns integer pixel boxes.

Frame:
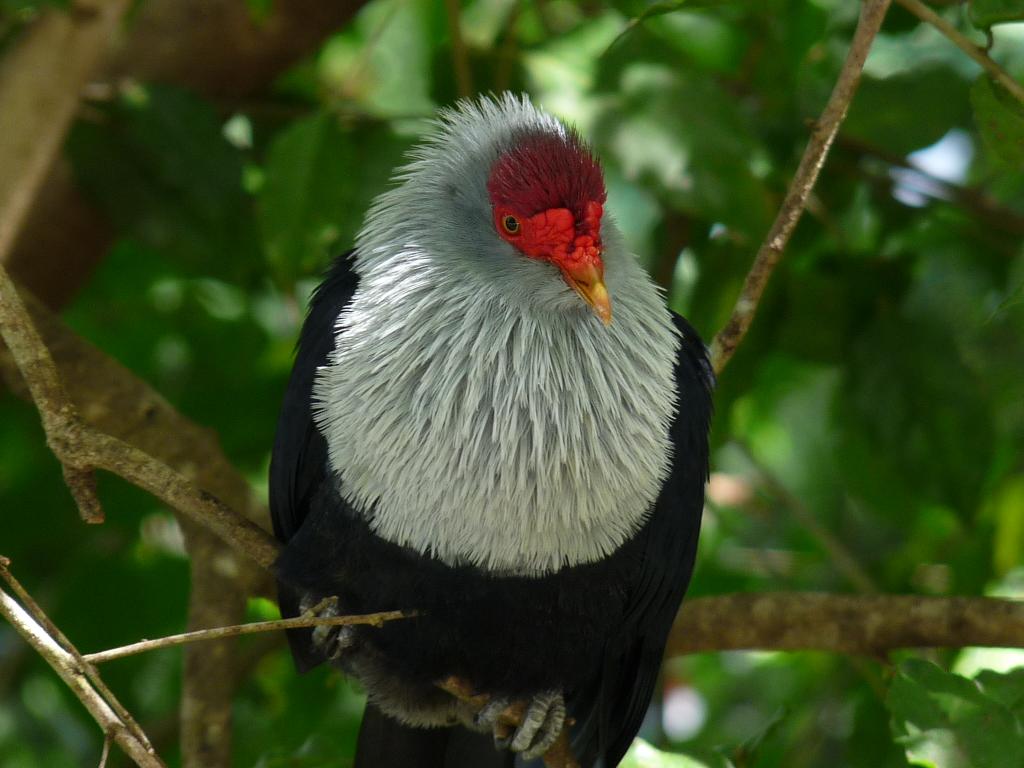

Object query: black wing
[270,251,358,543]
[269,252,358,669]
[577,312,713,767]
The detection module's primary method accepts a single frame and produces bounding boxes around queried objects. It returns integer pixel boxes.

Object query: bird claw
[475,690,566,760]
[300,595,354,661]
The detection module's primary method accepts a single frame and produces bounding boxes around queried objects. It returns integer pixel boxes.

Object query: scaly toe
[474,697,513,742]
[520,695,566,760]
[510,690,565,757]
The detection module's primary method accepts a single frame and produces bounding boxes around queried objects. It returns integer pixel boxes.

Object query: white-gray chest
[313,256,679,576]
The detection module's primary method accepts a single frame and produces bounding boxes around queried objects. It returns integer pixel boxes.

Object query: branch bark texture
[709,0,892,373]
[0,0,128,265]
[0,268,280,564]
[4,1,370,310]
[670,593,1024,656]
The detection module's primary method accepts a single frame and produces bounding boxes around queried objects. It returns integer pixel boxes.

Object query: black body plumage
[271,252,713,767]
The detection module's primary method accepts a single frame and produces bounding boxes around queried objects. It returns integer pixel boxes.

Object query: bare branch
[0,0,129,265]
[0,264,280,563]
[98,735,112,768]
[894,0,1024,105]
[5,3,373,312]
[709,0,892,373]
[0,562,164,767]
[104,0,371,99]
[85,610,411,665]
[669,593,1024,656]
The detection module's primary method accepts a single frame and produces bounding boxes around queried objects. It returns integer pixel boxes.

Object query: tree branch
[0,265,278,562]
[5,1,372,312]
[84,609,411,665]
[669,593,1024,656]
[0,559,163,768]
[894,0,1024,105]
[709,0,892,374]
[0,0,128,266]
[178,523,246,768]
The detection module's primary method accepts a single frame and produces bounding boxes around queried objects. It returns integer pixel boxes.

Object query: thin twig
[98,735,112,768]
[443,0,473,98]
[894,0,1024,105]
[709,0,892,373]
[835,134,1024,239]
[84,609,412,665]
[736,443,880,594]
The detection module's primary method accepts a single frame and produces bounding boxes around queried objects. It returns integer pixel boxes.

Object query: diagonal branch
[709,0,892,373]
[894,0,1024,105]
[0,263,280,564]
[0,559,164,768]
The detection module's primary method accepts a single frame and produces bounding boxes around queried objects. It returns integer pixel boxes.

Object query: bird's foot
[475,689,566,760]
[300,595,355,661]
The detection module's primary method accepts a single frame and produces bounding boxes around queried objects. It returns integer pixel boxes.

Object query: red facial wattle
[492,200,610,325]
[487,133,611,324]
[493,202,602,264]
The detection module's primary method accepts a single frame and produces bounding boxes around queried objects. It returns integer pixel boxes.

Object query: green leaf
[591,65,773,238]
[975,668,1024,719]
[971,76,1024,169]
[622,739,735,768]
[68,84,258,280]
[605,0,732,56]
[845,66,970,155]
[985,477,1024,575]
[257,113,409,282]
[969,0,1024,29]
[887,659,1024,768]
[731,707,787,766]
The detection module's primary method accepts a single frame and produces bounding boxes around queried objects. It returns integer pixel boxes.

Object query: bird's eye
[501,215,520,235]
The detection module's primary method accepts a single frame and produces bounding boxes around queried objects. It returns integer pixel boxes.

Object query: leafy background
[2,0,1024,766]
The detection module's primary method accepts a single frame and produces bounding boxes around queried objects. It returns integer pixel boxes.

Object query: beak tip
[560,261,612,327]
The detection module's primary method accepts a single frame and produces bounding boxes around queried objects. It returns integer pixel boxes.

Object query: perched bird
[270,94,712,768]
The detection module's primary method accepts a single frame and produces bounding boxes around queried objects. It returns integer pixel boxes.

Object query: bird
[269,93,712,768]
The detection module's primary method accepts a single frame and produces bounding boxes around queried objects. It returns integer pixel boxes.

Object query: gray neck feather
[313,95,679,576]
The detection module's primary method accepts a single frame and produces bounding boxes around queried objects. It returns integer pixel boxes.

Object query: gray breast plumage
[313,243,678,576]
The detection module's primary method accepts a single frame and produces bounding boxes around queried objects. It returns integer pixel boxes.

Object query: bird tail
[355,704,515,768]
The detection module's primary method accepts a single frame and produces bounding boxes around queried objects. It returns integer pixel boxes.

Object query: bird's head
[356,94,620,327]
[487,132,610,324]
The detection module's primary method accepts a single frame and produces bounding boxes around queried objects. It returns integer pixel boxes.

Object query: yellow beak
[561,262,612,326]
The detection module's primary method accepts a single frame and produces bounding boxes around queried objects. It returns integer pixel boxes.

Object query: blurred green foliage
[2,0,1024,766]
